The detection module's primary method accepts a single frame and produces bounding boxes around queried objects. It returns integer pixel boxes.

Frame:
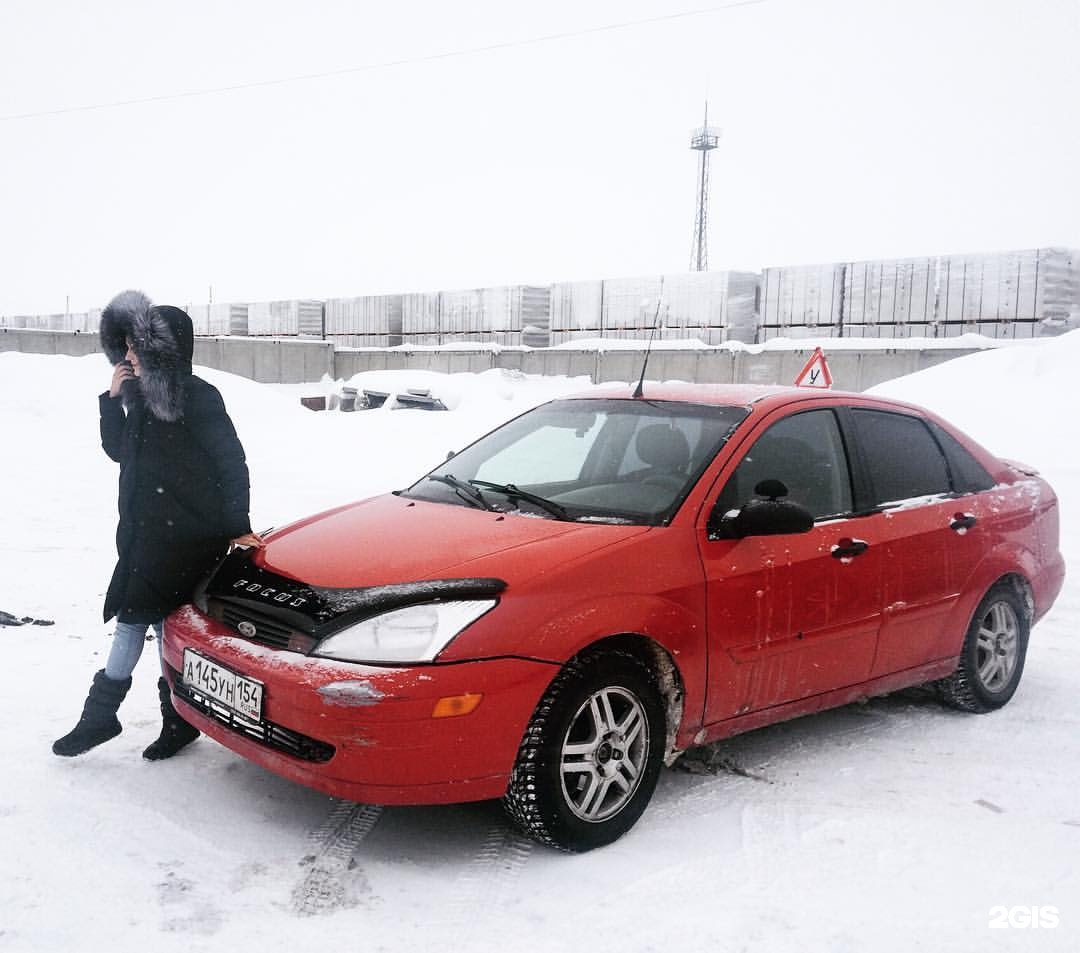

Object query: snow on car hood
[254,493,650,589]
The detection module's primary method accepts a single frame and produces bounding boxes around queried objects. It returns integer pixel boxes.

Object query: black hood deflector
[201,548,507,637]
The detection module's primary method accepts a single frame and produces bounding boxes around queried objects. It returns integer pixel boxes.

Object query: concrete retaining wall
[0,330,335,383]
[0,328,101,357]
[192,337,334,383]
[1,329,983,392]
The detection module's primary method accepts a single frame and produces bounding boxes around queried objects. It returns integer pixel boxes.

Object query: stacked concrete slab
[324,295,404,348]
[760,263,846,336]
[932,248,1077,337]
[418,285,551,346]
[324,288,550,347]
[3,247,1076,345]
[549,280,603,343]
[842,259,936,335]
[761,247,1078,339]
[247,299,324,338]
[1,309,101,332]
[184,303,249,337]
[400,293,436,345]
[328,285,553,347]
[549,271,759,346]
[519,285,553,347]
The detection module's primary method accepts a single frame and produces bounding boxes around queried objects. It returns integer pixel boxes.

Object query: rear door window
[850,409,951,504]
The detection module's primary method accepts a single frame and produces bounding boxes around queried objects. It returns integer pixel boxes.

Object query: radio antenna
[632,277,665,399]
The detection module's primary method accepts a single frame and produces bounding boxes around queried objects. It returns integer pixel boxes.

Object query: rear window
[927,422,996,493]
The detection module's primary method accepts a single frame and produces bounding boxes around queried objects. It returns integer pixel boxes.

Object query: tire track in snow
[290,800,383,916]
[439,821,534,940]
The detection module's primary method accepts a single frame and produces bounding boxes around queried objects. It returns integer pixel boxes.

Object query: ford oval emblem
[237,620,257,638]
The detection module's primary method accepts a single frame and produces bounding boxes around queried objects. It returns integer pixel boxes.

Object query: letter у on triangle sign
[794,347,833,388]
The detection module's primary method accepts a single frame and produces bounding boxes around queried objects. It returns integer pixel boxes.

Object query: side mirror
[709,479,814,540]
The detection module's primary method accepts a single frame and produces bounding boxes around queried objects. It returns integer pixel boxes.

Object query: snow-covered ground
[1,334,1077,953]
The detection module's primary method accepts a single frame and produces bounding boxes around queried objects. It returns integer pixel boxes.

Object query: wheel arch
[950,561,1037,654]
[938,571,1033,714]
[992,572,1035,624]
[568,632,687,765]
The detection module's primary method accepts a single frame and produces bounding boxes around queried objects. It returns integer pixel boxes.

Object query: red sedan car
[163,384,1065,851]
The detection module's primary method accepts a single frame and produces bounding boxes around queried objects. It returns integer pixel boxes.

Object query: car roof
[560,381,879,412]
[554,381,1007,475]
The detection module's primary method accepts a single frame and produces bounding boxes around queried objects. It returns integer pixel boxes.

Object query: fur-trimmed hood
[100,290,194,422]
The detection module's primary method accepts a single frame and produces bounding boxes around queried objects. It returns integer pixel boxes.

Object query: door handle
[831,538,869,559]
[950,513,977,532]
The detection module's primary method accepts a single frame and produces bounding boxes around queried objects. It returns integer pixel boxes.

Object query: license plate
[182,649,263,721]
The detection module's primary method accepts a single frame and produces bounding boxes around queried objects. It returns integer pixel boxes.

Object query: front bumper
[163,604,558,805]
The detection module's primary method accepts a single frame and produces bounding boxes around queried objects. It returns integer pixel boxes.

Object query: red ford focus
[163,384,1065,851]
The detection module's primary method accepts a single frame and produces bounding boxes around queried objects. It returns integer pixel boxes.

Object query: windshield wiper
[470,480,569,520]
[427,474,496,511]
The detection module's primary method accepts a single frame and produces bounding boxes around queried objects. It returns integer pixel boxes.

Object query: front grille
[209,599,317,654]
[170,668,335,764]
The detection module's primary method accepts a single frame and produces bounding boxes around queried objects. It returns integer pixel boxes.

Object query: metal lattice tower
[689,103,721,272]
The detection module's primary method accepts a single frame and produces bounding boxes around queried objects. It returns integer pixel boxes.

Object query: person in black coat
[53,290,262,759]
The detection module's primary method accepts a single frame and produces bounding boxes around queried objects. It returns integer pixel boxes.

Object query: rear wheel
[502,651,665,852]
[939,584,1029,713]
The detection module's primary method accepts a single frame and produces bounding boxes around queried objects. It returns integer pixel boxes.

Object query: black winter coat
[100,377,252,624]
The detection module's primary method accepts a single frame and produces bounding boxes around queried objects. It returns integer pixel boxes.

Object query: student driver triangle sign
[794,347,833,388]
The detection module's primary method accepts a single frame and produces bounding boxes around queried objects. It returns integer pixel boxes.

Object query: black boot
[142,677,199,761]
[52,669,132,757]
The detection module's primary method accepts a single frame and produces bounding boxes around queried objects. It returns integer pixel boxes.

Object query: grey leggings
[104,620,164,681]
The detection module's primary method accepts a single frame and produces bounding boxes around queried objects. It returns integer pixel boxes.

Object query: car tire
[938,583,1030,713]
[502,650,665,852]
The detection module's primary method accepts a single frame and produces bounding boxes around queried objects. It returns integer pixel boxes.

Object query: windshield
[400,398,748,525]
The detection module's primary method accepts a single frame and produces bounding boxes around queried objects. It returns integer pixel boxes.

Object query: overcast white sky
[1,0,1078,316]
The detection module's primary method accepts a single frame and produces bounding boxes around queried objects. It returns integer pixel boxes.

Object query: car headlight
[311,600,497,664]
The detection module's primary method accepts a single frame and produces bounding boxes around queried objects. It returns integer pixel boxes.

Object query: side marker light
[432,693,483,718]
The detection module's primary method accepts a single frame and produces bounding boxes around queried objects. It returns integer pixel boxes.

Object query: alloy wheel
[974,600,1020,693]
[560,686,650,822]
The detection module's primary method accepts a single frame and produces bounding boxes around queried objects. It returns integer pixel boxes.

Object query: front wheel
[939,583,1030,713]
[503,651,665,852]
